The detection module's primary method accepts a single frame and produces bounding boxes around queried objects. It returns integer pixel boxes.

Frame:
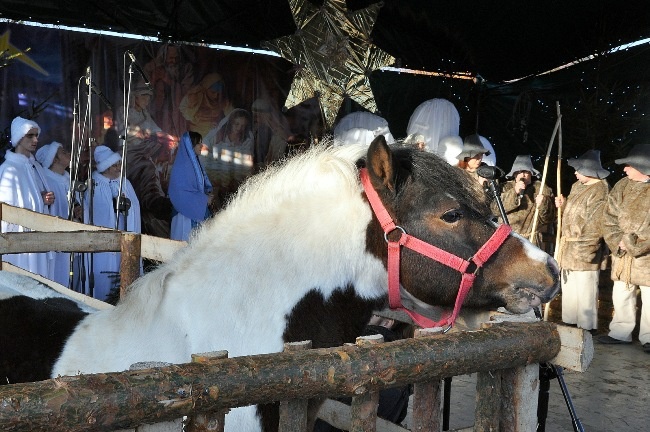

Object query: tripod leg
[537,364,552,432]
[553,365,585,432]
[442,377,452,430]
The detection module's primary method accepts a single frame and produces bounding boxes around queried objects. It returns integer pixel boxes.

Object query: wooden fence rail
[0,203,184,289]
[0,322,562,432]
[0,202,592,431]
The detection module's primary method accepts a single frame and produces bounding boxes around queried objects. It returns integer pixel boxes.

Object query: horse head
[363,136,560,320]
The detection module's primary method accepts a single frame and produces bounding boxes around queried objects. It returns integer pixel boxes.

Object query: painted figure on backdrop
[115,82,174,238]
[202,108,254,206]
[251,97,289,170]
[180,72,234,137]
[0,117,54,279]
[168,131,214,241]
[143,44,195,140]
[492,155,555,251]
[554,150,610,331]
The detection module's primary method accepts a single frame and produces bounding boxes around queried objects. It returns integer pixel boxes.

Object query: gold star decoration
[262,0,394,129]
[0,30,49,75]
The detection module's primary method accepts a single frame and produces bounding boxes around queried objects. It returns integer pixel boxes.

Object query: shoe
[643,343,650,353]
[596,335,631,345]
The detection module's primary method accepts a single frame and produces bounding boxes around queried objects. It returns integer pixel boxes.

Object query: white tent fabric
[406,99,460,153]
[333,112,395,146]
[437,135,463,165]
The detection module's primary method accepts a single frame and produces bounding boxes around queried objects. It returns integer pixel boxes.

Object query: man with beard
[144,44,195,140]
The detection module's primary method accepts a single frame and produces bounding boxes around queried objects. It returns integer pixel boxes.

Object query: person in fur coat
[492,155,555,251]
[554,150,610,331]
[597,144,650,353]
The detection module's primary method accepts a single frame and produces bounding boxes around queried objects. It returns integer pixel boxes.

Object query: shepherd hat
[456,134,491,160]
[35,142,62,169]
[11,116,41,147]
[615,143,650,175]
[567,149,610,179]
[133,83,153,96]
[95,145,121,173]
[506,155,540,178]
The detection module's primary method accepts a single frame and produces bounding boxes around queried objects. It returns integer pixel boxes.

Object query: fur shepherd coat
[602,177,650,286]
[493,180,555,249]
[556,179,609,271]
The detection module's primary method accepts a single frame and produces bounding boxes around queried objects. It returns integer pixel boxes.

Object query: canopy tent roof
[1,0,649,82]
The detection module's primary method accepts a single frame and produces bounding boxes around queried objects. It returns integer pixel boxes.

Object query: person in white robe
[35,142,81,287]
[83,145,141,301]
[0,117,55,279]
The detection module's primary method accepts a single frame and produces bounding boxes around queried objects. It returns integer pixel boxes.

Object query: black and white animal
[0,137,560,431]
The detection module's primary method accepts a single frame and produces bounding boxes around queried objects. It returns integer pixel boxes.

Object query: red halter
[360,168,512,330]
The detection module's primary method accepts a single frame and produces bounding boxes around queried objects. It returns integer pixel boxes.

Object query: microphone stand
[115,51,135,231]
[479,165,583,432]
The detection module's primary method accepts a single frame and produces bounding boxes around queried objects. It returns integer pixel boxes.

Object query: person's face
[134,93,151,111]
[624,165,650,182]
[165,46,179,66]
[54,147,71,167]
[103,160,122,179]
[515,171,532,185]
[193,141,204,156]
[230,117,248,140]
[575,171,592,184]
[466,154,483,170]
[16,128,39,155]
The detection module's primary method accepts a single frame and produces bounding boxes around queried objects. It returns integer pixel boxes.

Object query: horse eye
[441,209,464,223]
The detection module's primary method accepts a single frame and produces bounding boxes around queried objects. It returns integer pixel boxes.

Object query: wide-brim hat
[567,149,610,179]
[456,134,491,160]
[506,155,540,178]
[615,143,650,175]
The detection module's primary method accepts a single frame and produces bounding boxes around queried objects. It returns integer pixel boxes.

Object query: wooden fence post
[186,351,230,432]
[278,340,312,432]
[120,232,141,297]
[349,334,383,432]
[411,327,445,432]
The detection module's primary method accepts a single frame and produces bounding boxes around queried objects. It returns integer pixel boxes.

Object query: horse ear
[366,135,395,192]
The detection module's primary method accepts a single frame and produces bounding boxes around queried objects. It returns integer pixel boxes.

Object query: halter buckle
[384,225,406,243]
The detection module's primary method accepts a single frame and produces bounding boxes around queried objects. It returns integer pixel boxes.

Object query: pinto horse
[0,137,559,431]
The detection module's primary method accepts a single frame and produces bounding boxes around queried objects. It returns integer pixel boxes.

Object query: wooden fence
[0,203,593,431]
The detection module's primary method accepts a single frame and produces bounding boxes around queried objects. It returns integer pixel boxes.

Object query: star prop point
[0,30,49,75]
[263,0,394,129]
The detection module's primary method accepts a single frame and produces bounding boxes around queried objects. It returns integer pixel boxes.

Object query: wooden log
[186,351,229,432]
[317,399,410,432]
[475,368,502,431]
[0,322,560,432]
[350,334,383,432]
[1,203,183,263]
[411,327,445,432]
[119,232,141,296]
[0,231,121,253]
[278,341,311,432]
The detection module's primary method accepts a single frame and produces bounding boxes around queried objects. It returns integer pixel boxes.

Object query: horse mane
[116,143,370,320]
[115,142,490,328]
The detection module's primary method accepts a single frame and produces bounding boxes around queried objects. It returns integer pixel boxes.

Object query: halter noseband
[360,168,512,330]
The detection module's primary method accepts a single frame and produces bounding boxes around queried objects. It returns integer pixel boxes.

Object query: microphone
[476,164,504,181]
[85,66,91,86]
[86,82,113,110]
[126,50,152,89]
